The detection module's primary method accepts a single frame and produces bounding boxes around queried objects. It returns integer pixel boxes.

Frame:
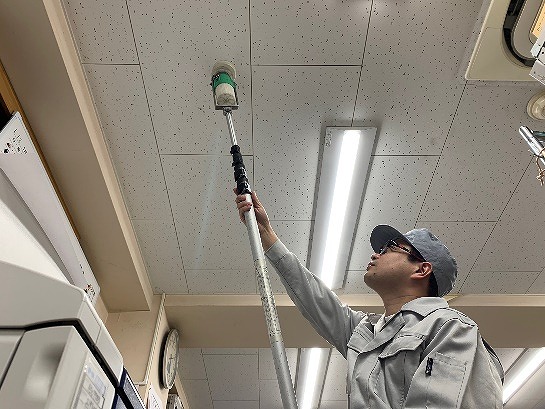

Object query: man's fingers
[237,200,252,209]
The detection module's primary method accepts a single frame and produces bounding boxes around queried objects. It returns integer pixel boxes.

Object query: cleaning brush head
[211,61,238,110]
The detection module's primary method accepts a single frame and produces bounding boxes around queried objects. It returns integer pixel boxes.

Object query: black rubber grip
[231,145,251,195]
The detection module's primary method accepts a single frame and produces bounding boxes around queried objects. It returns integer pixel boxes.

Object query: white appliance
[0,113,100,304]
[0,260,144,409]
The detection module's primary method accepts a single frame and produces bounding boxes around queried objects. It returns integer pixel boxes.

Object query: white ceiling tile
[473,165,545,272]
[186,269,256,294]
[269,221,311,263]
[460,272,539,294]
[162,155,254,270]
[64,0,137,64]
[335,270,374,295]
[183,379,213,409]
[250,0,370,65]
[84,64,170,220]
[259,379,284,409]
[203,349,258,355]
[354,73,463,156]
[419,85,543,221]
[132,219,187,294]
[416,222,495,291]
[126,0,252,154]
[352,0,481,155]
[348,156,437,270]
[266,221,312,294]
[258,348,297,381]
[213,401,258,409]
[528,271,545,294]
[321,352,347,401]
[179,348,206,380]
[494,348,524,373]
[204,354,259,400]
[252,66,360,220]
[366,0,480,80]
[320,401,348,409]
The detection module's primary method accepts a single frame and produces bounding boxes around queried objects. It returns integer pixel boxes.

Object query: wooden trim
[0,59,80,239]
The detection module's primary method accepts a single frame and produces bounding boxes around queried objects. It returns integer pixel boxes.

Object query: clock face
[161,329,179,389]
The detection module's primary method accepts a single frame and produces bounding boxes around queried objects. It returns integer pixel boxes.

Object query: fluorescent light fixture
[296,348,330,409]
[310,127,377,289]
[503,348,545,404]
[295,127,376,409]
[320,130,360,287]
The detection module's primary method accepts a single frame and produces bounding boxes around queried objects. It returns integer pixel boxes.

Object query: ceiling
[2,0,545,407]
[62,0,545,298]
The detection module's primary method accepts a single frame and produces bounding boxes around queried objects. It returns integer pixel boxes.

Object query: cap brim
[370,225,406,253]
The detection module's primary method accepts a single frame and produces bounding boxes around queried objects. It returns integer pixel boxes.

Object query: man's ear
[411,262,433,280]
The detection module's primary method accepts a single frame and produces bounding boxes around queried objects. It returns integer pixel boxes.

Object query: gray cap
[370,225,458,297]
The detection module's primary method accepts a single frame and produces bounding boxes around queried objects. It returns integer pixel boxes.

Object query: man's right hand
[234,189,278,250]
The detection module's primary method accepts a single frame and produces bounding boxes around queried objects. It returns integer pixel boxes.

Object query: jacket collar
[361,314,405,353]
[360,298,448,353]
[400,297,449,317]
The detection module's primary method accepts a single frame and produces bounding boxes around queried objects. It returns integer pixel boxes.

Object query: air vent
[465,0,543,81]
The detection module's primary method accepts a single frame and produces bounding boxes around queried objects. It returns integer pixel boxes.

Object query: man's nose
[371,253,379,260]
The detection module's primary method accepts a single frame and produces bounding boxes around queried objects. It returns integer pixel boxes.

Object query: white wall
[0,169,68,282]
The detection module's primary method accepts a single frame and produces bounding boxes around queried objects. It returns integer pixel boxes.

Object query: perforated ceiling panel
[64,0,137,64]
[420,85,542,222]
[252,65,359,221]
[127,0,252,155]
[179,348,297,409]
[84,64,170,221]
[250,0,371,65]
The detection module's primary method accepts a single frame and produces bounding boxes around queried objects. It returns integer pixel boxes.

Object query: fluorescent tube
[298,348,329,409]
[309,127,376,290]
[503,348,545,404]
[320,130,360,288]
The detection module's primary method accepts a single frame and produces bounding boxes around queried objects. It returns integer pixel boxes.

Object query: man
[235,191,504,408]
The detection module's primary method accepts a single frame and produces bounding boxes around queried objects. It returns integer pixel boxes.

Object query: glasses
[379,240,426,262]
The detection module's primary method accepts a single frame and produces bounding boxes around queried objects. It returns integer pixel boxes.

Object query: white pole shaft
[224,110,298,409]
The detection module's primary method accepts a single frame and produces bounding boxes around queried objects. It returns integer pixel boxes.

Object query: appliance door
[0,326,115,409]
[0,329,23,383]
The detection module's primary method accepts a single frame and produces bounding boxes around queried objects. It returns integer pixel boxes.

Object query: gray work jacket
[266,240,504,409]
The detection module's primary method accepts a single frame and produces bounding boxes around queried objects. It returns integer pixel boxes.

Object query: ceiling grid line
[460,160,535,291]
[371,154,441,157]
[201,349,214,408]
[527,271,544,293]
[124,0,189,289]
[414,82,468,226]
[350,0,374,126]
[250,64,362,67]
[80,62,140,66]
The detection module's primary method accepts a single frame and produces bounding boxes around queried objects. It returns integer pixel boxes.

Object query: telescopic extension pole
[211,61,298,409]
[224,109,298,409]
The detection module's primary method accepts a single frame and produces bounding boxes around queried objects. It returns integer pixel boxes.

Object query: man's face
[363,239,422,292]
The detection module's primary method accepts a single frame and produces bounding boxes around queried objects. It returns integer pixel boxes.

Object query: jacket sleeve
[404,317,502,409]
[265,239,365,357]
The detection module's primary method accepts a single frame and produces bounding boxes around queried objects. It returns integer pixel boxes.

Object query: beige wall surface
[0,0,152,312]
[106,295,170,407]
